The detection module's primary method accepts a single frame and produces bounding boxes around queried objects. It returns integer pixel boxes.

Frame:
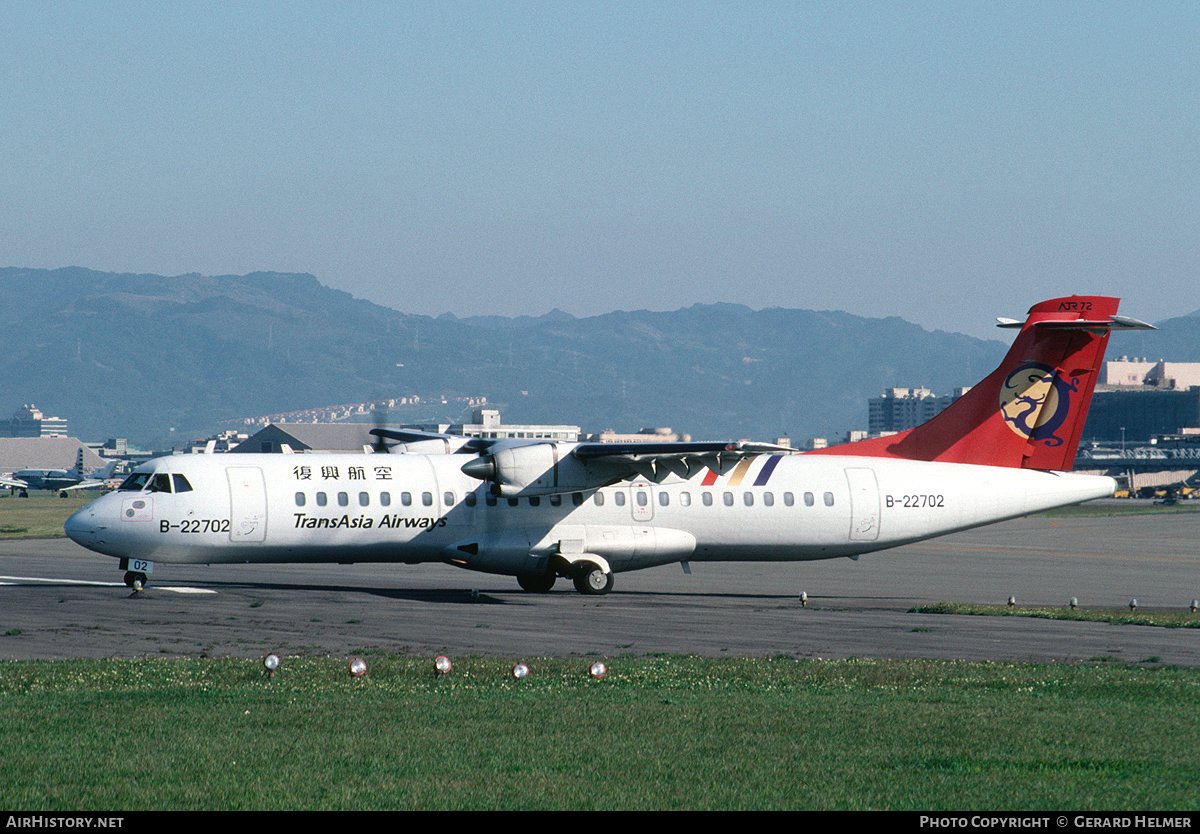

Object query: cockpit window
[118,473,151,491]
[118,472,193,493]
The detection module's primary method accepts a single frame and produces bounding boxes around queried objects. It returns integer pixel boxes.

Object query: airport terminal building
[1083,359,1200,443]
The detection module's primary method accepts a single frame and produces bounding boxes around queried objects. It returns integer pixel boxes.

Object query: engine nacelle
[391,437,473,455]
[461,443,623,496]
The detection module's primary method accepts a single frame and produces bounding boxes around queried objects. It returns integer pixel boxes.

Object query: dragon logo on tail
[998,362,1079,447]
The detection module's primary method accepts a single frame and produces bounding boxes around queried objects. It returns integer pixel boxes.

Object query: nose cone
[64,504,100,550]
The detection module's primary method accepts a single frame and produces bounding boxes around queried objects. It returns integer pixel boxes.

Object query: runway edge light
[349,658,367,678]
[263,653,281,679]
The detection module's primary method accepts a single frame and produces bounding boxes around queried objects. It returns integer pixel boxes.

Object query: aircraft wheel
[573,563,613,595]
[517,572,556,593]
[59,491,69,498]
[124,571,147,592]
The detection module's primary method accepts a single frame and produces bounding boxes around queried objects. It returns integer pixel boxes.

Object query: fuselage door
[845,467,881,542]
[631,482,653,522]
[227,466,267,543]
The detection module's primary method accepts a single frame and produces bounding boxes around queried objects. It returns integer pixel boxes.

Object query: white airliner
[65,296,1151,594]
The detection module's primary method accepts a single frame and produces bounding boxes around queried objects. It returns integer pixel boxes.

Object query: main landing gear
[517,572,556,593]
[573,562,614,596]
[515,560,615,596]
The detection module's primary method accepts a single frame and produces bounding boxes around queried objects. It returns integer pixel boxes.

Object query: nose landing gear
[123,571,147,592]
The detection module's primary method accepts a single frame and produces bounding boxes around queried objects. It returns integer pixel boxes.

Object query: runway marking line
[0,575,216,594]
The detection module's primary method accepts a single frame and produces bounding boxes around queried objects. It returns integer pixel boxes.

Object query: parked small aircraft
[65,296,1151,594]
[3,449,121,497]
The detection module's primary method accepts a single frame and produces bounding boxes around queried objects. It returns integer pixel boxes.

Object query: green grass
[1,655,1198,810]
[0,491,96,539]
[1037,499,1200,517]
[912,603,1200,629]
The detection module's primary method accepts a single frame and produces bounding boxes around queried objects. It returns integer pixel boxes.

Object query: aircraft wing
[372,427,796,494]
[569,440,795,482]
[368,428,492,454]
[461,438,796,496]
[1,475,29,490]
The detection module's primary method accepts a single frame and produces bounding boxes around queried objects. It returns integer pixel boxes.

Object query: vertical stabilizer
[811,296,1153,470]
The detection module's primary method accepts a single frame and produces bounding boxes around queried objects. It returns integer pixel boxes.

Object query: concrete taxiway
[1,509,1197,664]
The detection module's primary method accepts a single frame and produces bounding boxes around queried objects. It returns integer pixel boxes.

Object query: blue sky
[2,2,1196,340]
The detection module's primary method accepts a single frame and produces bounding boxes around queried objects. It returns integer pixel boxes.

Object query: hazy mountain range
[2,267,1195,449]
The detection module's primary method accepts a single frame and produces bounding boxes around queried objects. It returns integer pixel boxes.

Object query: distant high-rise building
[868,388,970,435]
[3,404,68,438]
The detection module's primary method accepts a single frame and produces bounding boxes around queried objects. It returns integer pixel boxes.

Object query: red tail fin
[812,296,1153,470]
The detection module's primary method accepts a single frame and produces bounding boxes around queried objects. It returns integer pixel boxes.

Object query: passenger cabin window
[316,492,328,507]
[824,492,835,506]
[804,492,815,507]
[295,492,305,507]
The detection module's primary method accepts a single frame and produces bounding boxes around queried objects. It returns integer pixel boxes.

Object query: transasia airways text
[292,513,448,529]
